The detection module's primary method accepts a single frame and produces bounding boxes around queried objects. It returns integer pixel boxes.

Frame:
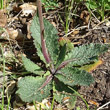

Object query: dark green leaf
[55,67,94,86]
[53,79,77,109]
[56,44,66,68]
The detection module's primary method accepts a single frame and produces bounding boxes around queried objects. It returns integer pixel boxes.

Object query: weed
[0,44,6,110]
[59,0,83,36]
[41,0,58,12]
[68,86,89,110]
[65,0,74,35]
[16,0,110,109]
[0,0,3,9]
[85,0,110,20]
[0,44,11,110]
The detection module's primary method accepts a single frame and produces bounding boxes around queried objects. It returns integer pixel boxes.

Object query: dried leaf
[27,20,32,39]
[88,100,99,107]
[0,9,7,27]
[1,28,24,40]
[72,30,79,35]
[80,10,90,24]
[80,59,103,72]
[19,3,37,16]
[5,81,16,96]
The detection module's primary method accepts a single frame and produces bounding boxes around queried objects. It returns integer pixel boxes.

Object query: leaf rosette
[17,1,110,108]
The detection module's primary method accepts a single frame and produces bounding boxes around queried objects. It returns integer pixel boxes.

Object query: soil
[77,51,110,110]
[73,18,110,110]
[0,0,110,110]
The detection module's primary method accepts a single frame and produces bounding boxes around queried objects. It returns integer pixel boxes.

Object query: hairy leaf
[44,18,59,63]
[30,16,46,63]
[30,15,41,45]
[30,15,59,63]
[65,43,109,66]
[55,67,94,86]
[56,44,66,68]
[17,76,52,102]
[34,40,46,64]
[54,91,76,108]
[53,79,77,109]
[38,74,53,91]
[54,78,76,93]
[22,56,44,75]
[67,95,77,109]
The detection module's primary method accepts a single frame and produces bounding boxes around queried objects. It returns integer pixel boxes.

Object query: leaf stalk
[37,0,51,64]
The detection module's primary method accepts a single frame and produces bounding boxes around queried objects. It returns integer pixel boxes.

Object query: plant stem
[65,0,74,36]
[0,0,3,9]
[101,0,105,20]
[0,44,5,110]
[37,0,55,74]
[38,74,53,91]
[33,101,38,110]
[51,81,55,110]
[37,0,51,64]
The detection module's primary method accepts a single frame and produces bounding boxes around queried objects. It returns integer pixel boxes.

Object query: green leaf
[54,91,76,109]
[54,78,76,94]
[65,43,109,66]
[56,44,66,68]
[55,67,94,86]
[68,95,77,109]
[30,16,46,63]
[30,15,59,63]
[41,0,58,12]
[44,18,59,63]
[30,16,41,45]
[17,76,52,102]
[22,56,44,75]
[86,1,98,9]
[34,40,46,64]
[53,80,77,109]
